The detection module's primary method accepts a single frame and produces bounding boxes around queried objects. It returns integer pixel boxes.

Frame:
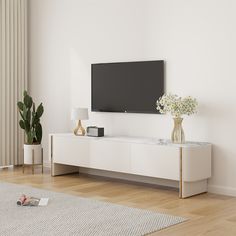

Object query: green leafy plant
[17,91,44,144]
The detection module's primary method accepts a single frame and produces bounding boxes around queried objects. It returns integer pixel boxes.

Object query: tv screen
[91,60,164,114]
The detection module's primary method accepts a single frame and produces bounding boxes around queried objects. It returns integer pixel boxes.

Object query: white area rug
[0,182,187,236]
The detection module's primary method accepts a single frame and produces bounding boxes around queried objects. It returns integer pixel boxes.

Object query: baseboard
[208,184,236,197]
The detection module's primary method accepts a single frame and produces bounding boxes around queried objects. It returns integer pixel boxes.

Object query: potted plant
[156,94,198,143]
[17,91,44,165]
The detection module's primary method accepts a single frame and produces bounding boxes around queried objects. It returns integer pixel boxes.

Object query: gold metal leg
[22,148,24,173]
[179,147,183,199]
[41,148,44,174]
[51,136,53,177]
[32,149,34,175]
[23,148,44,175]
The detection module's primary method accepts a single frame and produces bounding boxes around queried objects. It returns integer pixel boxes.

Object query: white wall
[29,0,236,196]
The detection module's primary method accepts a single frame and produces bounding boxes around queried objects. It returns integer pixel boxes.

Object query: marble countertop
[50,133,211,147]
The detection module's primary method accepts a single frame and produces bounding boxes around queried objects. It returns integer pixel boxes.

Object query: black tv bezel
[91,60,164,114]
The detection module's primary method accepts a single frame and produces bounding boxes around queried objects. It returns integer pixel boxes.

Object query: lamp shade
[71,108,88,120]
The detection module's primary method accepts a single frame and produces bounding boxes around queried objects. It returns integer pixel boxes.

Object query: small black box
[87,126,104,137]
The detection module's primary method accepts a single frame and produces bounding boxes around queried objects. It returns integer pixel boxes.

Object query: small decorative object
[71,108,89,136]
[156,94,198,143]
[17,91,44,173]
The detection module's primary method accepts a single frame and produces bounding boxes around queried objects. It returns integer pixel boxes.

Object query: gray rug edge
[0,180,188,216]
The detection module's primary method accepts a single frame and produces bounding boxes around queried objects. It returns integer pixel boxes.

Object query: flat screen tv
[91,60,164,114]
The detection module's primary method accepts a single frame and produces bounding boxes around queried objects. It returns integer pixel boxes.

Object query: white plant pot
[24,144,42,165]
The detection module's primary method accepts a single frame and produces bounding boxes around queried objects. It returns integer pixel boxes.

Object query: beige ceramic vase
[171,117,185,144]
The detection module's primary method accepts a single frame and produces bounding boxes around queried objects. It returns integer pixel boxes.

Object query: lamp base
[74,120,85,136]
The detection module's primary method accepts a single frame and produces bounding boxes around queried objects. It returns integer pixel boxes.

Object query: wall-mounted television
[91,60,164,114]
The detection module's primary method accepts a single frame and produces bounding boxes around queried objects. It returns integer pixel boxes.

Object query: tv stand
[49,134,211,198]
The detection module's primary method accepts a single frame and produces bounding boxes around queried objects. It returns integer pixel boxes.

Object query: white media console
[49,133,211,198]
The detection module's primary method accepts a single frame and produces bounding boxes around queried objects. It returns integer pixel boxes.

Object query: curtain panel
[0,0,27,166]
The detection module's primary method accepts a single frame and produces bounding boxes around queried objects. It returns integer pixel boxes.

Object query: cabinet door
[89,140,131,173]
[131,144,180,180]
[182,145,211,182]
[53,136,89,166]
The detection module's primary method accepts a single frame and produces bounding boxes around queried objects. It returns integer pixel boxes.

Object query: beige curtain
[0,0,27,166]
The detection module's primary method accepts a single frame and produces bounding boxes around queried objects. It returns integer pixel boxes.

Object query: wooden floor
[1,166,236,236]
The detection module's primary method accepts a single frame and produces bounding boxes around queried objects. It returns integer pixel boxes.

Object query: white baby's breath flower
[156,94,198,118]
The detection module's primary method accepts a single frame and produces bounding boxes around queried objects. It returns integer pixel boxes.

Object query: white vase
[24,144,42,164]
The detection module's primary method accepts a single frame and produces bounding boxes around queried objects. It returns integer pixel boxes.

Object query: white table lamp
[71,108,88,136]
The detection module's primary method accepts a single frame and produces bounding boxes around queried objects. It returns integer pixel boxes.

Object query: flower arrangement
[156,94,198,118]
